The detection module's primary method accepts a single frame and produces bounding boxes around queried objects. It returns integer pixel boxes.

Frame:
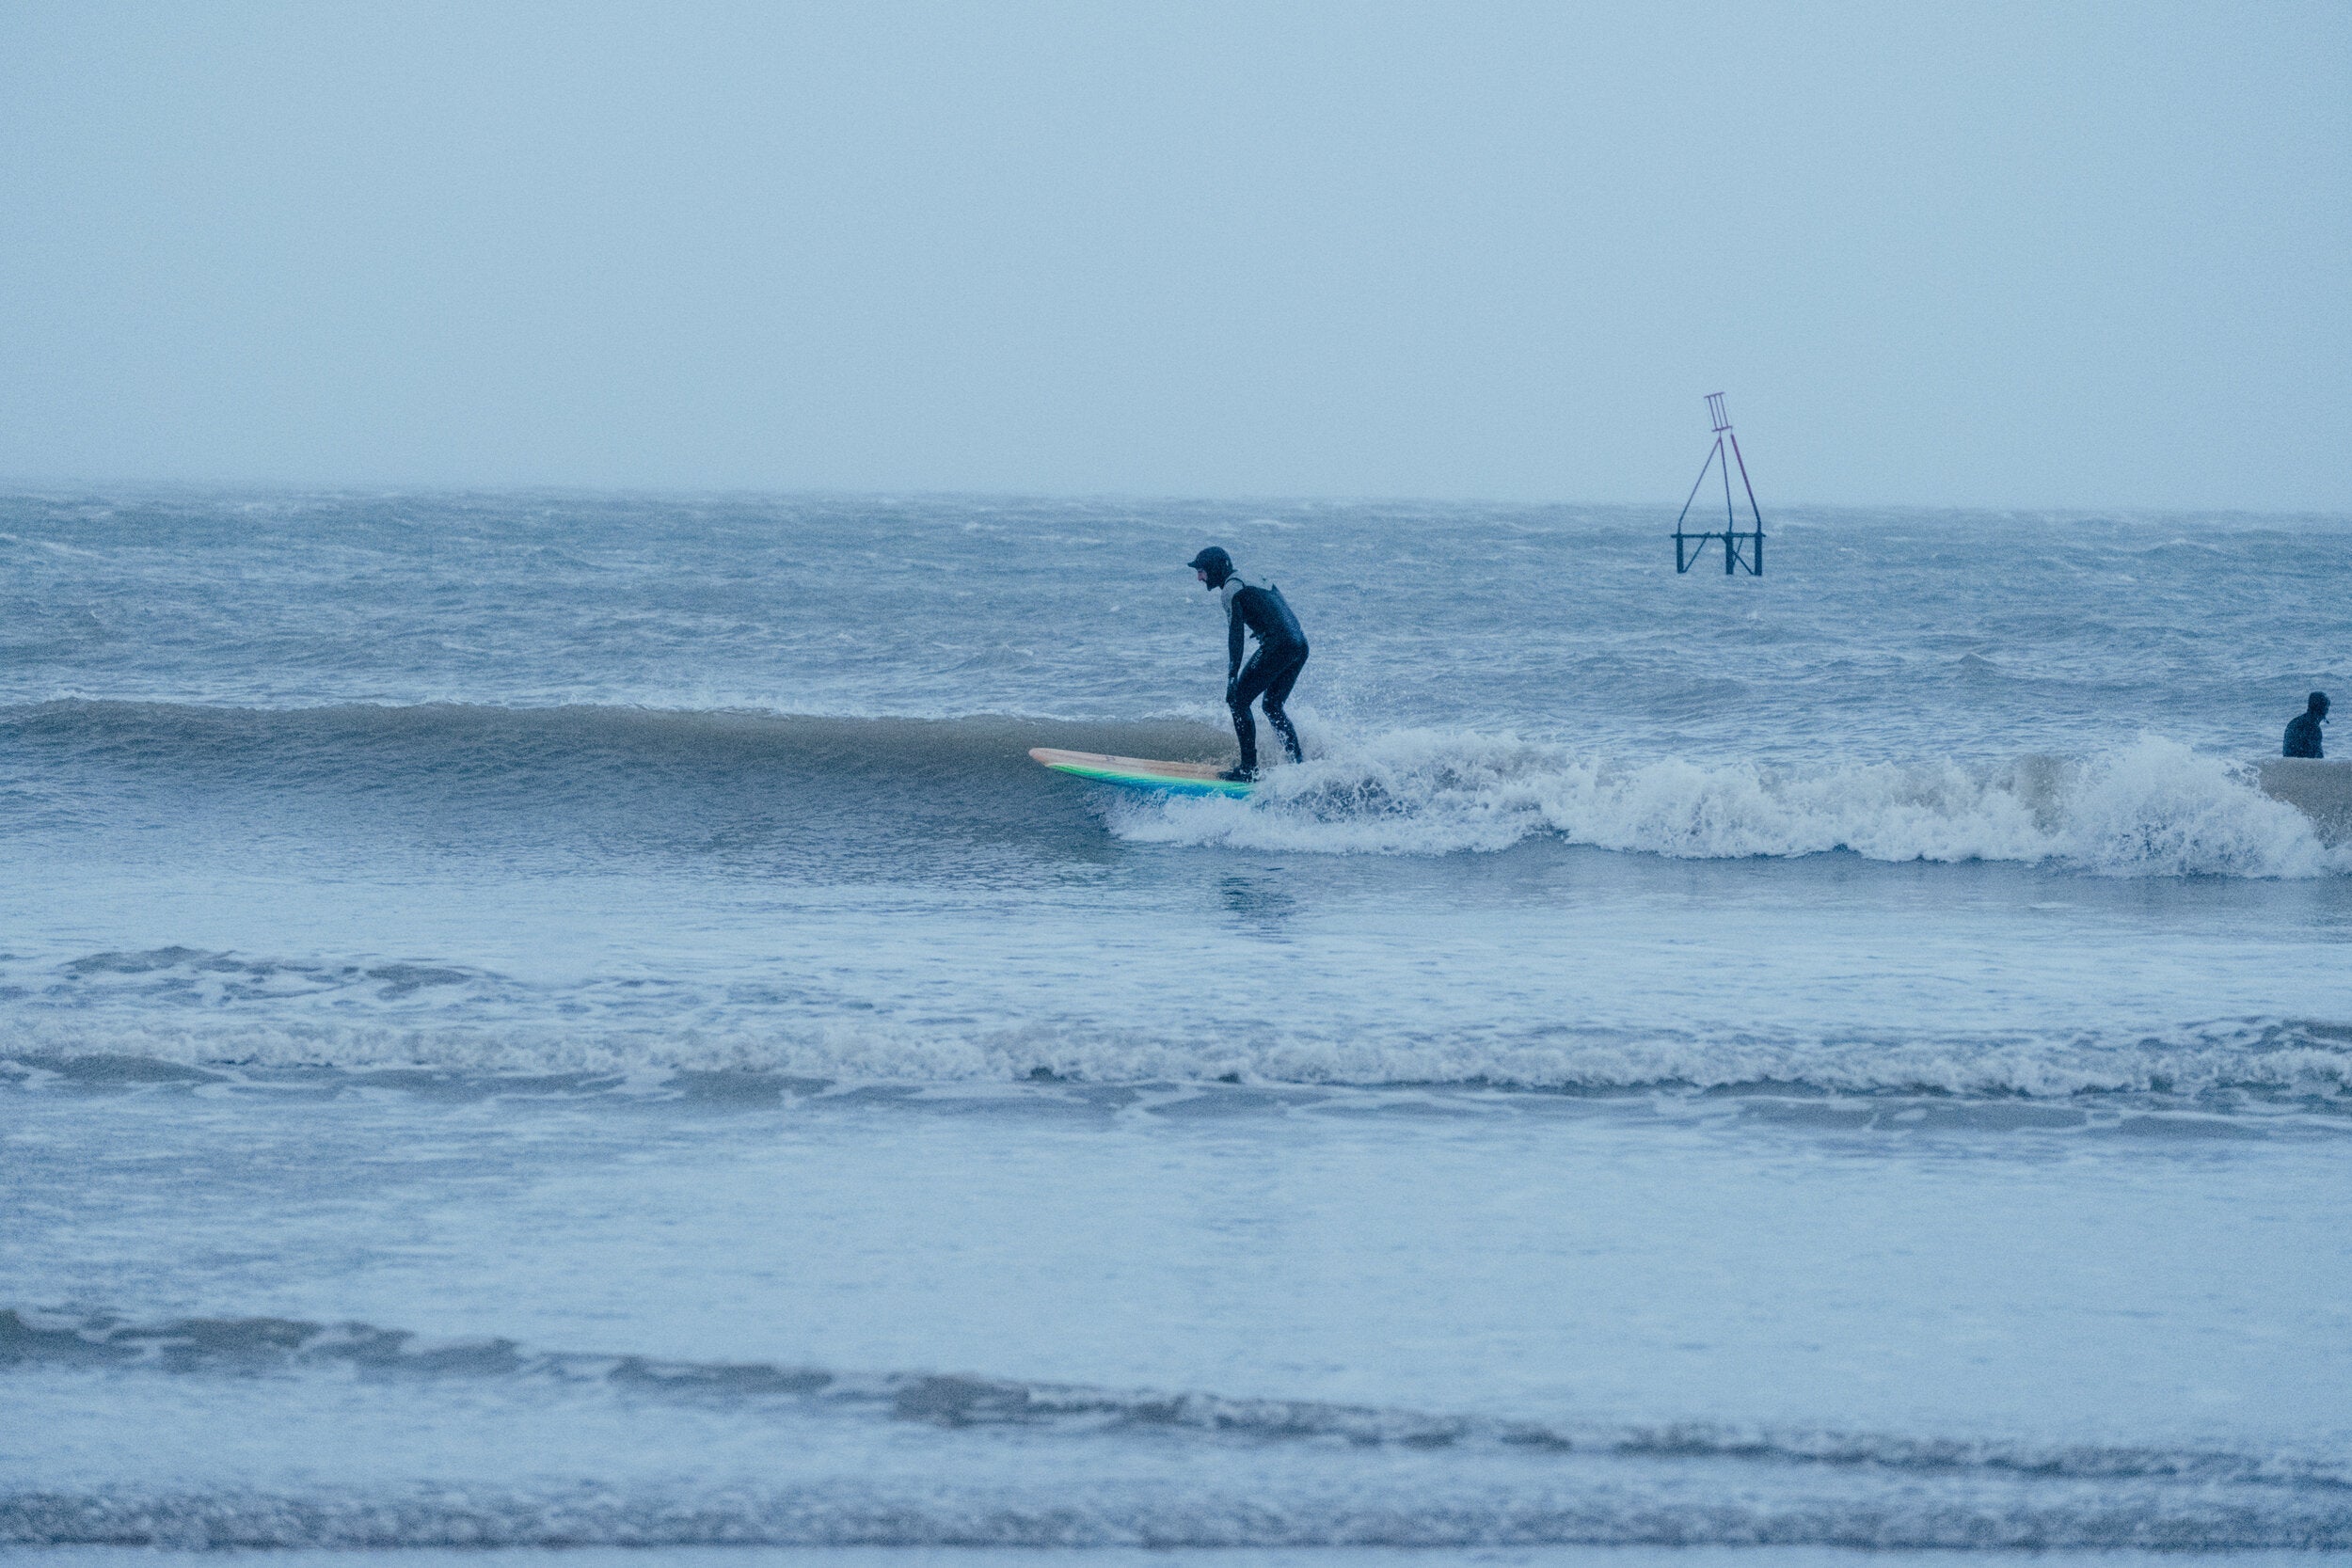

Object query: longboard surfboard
[1029,747,1252,797]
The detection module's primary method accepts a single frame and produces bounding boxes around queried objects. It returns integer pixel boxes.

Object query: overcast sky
[2,2,2345,507]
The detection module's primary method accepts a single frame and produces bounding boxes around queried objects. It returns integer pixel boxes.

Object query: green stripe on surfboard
[1028,747,1252,797]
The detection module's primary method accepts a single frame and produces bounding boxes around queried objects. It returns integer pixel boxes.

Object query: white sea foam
[8,1013,2347,1102]
[1118,733,2339,876]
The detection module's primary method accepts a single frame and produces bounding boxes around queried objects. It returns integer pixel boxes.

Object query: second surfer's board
[1029,747,1252,797]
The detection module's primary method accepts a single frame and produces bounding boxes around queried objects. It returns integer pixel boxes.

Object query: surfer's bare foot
[1218,765,1258,783]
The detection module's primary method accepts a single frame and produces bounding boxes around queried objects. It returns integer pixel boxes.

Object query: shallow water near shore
[3,492,2348,1551]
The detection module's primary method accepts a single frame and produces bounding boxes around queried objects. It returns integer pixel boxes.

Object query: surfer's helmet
[1188,546,1234,588]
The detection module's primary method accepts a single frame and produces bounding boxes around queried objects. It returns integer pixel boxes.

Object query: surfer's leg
[1260,645,1307,764]
[1228,652,1273,775]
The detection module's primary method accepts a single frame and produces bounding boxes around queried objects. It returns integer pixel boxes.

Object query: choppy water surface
[3,491,2348,1555]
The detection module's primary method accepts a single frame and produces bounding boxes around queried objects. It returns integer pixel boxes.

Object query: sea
[3,491,2348,1562]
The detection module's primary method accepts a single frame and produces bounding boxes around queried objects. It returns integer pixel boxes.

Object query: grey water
[3,491,2349,1552]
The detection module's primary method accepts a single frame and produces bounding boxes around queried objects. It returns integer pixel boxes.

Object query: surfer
[1189,546,1309,782]
[2284,691,2328,758]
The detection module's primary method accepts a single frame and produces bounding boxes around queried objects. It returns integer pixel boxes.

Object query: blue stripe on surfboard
[1042,761,1251,797]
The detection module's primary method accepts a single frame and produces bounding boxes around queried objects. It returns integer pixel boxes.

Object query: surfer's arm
[1227,598,1245,679]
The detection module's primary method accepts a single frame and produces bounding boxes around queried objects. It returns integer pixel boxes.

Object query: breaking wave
[8,1012,2352,1106]
[10,701,2343,877]
[21,1485,2347,1551]
[1119,733,2344,875]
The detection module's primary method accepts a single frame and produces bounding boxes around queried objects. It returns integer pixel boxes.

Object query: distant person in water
[2284,691,2328,758]
[1188,546,1309,782]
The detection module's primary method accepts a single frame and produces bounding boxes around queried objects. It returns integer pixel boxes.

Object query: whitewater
[4,490,2349,1560]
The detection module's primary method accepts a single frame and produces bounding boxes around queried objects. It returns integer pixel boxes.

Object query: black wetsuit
[1223,578,1309,772]
[2285,712,2325,759]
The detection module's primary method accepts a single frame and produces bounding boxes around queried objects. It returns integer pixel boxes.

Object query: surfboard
[1029,747,1252,797]
[2258,757,2352,846]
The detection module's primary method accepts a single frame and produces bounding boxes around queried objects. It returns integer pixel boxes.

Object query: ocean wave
[0,700,1233,870]
[1120,733,2344,875]
[17,1485,2346,1551]
[7,1307,2348,1549]
[0,698,1230,785]
[7,1011,2350,1105]
[9,700,2344,878]
[6,1307,2344,1488]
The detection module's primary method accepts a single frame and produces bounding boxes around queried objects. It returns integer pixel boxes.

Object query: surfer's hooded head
[1188,546,1234,589]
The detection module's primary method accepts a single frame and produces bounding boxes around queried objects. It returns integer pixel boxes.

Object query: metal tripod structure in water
[1674,392,1765,576]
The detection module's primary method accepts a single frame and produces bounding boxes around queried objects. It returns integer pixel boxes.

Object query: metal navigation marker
[1674,392,1765,576]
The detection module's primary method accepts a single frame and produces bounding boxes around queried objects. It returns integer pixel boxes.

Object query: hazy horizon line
[5,476,2347,523]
